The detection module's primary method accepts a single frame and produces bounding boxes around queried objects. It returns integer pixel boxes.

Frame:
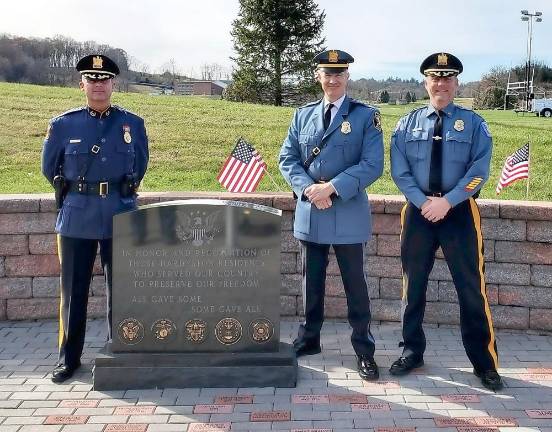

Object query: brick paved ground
[0,319,551,432]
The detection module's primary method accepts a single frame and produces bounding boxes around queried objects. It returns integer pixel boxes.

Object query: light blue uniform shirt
[390,102,492,208]
[279,96,384,244]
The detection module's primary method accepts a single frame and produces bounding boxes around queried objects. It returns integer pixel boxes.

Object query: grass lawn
[1,82,551,200]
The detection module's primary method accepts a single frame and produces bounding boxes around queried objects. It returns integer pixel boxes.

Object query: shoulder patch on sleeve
[373,111,382,132]
[481,121,492,138]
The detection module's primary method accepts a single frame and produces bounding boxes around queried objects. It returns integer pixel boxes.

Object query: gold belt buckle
[99,182,108,197]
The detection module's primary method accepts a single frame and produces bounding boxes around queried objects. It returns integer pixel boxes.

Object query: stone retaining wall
[1,192,551,331]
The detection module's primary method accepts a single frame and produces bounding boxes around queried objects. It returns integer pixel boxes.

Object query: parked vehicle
[531,98,552,117]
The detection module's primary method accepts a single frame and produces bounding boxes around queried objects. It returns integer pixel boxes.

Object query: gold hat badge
[437,53,448,66]
[92,56,103,69]
[328,50,339,63]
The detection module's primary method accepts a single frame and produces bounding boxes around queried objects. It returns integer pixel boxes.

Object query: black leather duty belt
[67,181,122,196]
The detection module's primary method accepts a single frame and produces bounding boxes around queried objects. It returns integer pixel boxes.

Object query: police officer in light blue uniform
[390,52,502,391]
[279,49,383,381]
[42,54,149,383]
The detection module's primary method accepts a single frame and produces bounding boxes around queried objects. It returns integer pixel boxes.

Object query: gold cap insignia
[92,56,103,69]
[328,50,339,63]
[437,53,448,66]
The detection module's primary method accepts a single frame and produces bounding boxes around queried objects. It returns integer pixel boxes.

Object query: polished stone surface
[111,199,282,353]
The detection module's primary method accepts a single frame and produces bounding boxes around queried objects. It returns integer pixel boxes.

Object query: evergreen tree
[226,0,325,106]
[379,90,390,103]
[405,91,412,103]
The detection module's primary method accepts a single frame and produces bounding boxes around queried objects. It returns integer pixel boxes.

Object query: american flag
[217,138,267,192]
[496,143,530,194]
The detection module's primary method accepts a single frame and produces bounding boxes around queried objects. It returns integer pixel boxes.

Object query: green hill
[0,82,550,200]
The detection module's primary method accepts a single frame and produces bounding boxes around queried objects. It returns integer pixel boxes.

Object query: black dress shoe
[389,356,424,376]
[51,363,80,383]
[293,338,321,358]
[474,369,504,391]
[357,355,379,381]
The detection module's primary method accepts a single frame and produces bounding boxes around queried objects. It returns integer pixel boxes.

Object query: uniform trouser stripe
[468,197,499,369]
[57,235,64,349]
[399,200,498,369]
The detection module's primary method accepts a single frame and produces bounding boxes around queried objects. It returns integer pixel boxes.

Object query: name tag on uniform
[411,127,423,132]
[69,139,81,143]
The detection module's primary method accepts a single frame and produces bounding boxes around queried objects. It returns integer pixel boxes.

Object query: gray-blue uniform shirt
[390,102,492,208]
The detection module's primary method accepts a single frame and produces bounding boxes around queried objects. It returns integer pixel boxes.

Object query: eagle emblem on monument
[175,209,221,246]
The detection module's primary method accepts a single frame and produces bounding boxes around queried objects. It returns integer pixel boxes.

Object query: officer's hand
[421,197,451,222]
[312,197,333,210]
[305,182,335,202]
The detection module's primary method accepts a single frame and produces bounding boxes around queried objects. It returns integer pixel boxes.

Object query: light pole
[521,10,543,111]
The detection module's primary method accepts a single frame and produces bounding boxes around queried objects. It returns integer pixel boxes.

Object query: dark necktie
[429,110,444,193]
[324,103,334,130]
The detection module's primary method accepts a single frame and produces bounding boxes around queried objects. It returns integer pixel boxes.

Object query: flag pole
[263,166,283,192]
[526,141,530,200]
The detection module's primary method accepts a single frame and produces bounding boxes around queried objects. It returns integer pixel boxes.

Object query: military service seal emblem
[118,318,144,345]
[215,318,242,345]
[249,318,273,343]
[151,319,176,341]
[185,319,207,343]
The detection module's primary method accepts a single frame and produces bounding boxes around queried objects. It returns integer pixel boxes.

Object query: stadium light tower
[521,10,543,110]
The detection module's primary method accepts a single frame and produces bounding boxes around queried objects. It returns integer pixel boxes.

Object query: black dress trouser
[399,198,499,372]
[298,241,375,357]
[57,235,113,368]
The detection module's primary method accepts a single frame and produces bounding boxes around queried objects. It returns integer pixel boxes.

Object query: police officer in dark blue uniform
[42,54,149,383]
[390,53,502,391]
[279,50,383,380]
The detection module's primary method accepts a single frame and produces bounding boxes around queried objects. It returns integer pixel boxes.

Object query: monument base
[93,342,297,390]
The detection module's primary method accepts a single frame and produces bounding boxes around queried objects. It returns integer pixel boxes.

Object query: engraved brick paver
[292,395,330,404]
[59,400,99,408]
[104,425,148,432]
[457,428,499,432]
[44,415,89,424]
[0,319,551,432]
[193,404,233,414]
[188,423,231,432]
[113,406,156,416]
[250,410,291,421]
[214,395,253,404]
[526,409,552,418]
[441,394,481,403]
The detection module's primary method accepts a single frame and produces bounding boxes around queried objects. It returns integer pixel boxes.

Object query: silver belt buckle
[99,182,108,197]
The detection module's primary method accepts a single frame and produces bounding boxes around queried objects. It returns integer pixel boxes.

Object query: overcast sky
[2,0,551,82]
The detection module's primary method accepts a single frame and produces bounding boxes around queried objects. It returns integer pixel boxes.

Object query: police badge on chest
[123,125,132,144]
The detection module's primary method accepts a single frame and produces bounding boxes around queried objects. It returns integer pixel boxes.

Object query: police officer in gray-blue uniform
[279,49,383,380]
[42,54,149,383]
[390,52,502,391]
